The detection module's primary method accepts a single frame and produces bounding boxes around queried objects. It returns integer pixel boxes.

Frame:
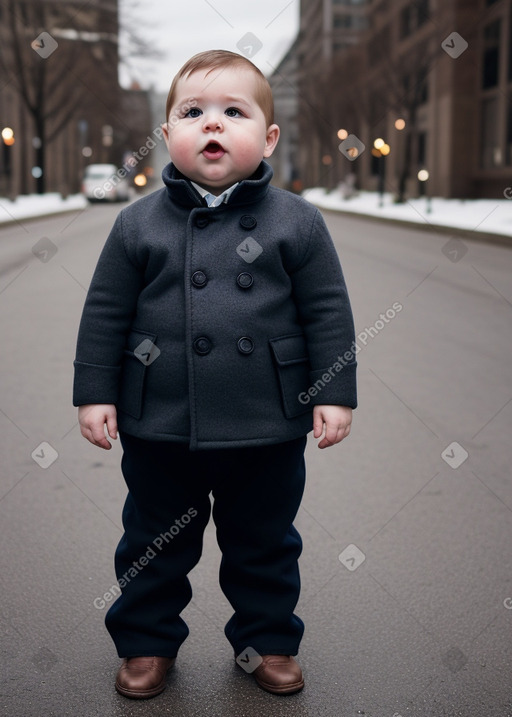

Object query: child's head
[162,50,280,194]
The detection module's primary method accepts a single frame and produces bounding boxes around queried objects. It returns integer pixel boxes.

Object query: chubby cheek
[166,132,196,169]
[231,136,266,167]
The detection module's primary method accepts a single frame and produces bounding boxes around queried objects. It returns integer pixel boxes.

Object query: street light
[373,138,391,207]
[2,127,15,184]
[2,127,15,145]
[417,169,431,213]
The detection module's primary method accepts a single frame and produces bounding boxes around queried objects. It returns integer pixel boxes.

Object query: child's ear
[161,123,171,148]
[263,124,280,158]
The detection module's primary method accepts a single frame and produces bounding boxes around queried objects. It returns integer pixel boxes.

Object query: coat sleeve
[72,211,144,406]
[290,208,357,409]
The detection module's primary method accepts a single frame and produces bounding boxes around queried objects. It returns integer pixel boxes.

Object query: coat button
[193,337,211,355]
[237,336,254,354]
[236,272,253,289]
[191,270,208,287]
[239,215,257,230]
[195,215,209,228]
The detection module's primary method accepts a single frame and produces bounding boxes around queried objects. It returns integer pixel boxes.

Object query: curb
[0,205,89,229]
[310,204,512,248]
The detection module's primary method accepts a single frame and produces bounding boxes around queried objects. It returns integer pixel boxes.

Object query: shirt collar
[190,181,239,206]
[161,161,273,208]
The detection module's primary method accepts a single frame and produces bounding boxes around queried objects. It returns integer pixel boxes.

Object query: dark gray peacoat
[73,161,357,450]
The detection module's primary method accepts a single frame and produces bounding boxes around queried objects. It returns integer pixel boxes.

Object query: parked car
[82,164,131,202]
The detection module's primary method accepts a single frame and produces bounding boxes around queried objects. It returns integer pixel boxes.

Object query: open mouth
[202,140,225,160]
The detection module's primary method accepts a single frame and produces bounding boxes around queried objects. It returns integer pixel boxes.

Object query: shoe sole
[115,680,167,699]
[254,677,305,695]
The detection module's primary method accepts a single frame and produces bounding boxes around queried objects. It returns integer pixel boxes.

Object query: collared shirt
[190,181,239,207]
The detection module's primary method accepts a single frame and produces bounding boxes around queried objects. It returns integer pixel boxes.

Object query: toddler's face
[162,67,279,194]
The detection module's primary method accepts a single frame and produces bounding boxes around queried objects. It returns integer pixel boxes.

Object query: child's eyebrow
[222,95,251,106]
[174,94,252,109]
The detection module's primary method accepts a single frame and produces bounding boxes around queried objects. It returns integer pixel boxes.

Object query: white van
[82,164,131,202]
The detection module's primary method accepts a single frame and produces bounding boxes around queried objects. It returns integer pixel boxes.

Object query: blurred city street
[0,202,511,717]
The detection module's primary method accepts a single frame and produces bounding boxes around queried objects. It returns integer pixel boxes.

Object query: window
[417,131,427,165]
[482,20,500,89]
[368,24,389,64]
[509,12,512,81]
[400,1,429,38]
[480,97,501,168]
[507,96,512,165]
[333,13,366,29]
[334,14,352,28]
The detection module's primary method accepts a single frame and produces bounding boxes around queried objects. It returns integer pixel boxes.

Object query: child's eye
[225,107,242,117]
[185,108,202,118]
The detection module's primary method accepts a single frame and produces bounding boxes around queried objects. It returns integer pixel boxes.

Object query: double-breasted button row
[193,336,255,355]
[237,337,254,354]
[191,270,208,287]
[190,271,254,289]
[236,272,253,289]
[239,215,257,230]
[195,215,210,228]
[193,337,211,355]
[193,214,257,230]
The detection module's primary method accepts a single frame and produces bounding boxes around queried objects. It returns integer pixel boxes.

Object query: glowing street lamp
[2,127,15,145]
[1,127,15,182]
[373,138,390,207]
[417,169,431,213]
[395,118,406,131]
[337,128,348,140]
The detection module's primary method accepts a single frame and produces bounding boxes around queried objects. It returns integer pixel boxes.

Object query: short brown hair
[165,50,274,127]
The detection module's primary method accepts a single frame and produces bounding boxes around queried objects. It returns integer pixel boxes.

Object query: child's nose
[203,113,223,132]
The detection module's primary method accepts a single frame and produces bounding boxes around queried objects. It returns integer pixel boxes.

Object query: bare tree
[0,0,161,194]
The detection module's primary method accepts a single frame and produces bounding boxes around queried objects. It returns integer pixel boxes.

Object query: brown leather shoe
[115,656,175,699]
[252,655,304,695]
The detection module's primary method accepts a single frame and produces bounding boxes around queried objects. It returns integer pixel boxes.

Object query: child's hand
[313,405,352,449]
[78,404,118,450]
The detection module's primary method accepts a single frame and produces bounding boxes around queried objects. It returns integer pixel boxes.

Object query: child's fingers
[80,419,112,450]
[106,411,118,440]
[318,421,351,449]
[313,407,325,438]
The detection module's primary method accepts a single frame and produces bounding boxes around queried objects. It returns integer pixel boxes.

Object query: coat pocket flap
[269,333,309,366]
[118,329,158,420]
[124,328,158,355]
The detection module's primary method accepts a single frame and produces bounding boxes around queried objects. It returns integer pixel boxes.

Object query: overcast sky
[119,0,300,94]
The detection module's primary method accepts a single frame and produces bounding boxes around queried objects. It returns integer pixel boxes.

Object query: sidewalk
[2,189,511,245]
[0,193,88,226]
[303,187,512,245]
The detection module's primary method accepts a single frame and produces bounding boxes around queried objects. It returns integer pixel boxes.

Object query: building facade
[0,0,151,197]
[285,0,511,198]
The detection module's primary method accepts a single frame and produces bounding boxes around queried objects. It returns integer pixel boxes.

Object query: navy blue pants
[105,432,307,659]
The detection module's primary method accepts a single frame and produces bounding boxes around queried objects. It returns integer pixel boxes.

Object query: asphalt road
[0,199,511,717]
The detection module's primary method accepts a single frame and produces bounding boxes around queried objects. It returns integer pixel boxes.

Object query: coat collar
[162,161,273,208]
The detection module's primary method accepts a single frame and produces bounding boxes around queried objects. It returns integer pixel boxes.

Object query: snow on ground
[0,188,511,239]
[0,193,88,225]
[303,187,512,238]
